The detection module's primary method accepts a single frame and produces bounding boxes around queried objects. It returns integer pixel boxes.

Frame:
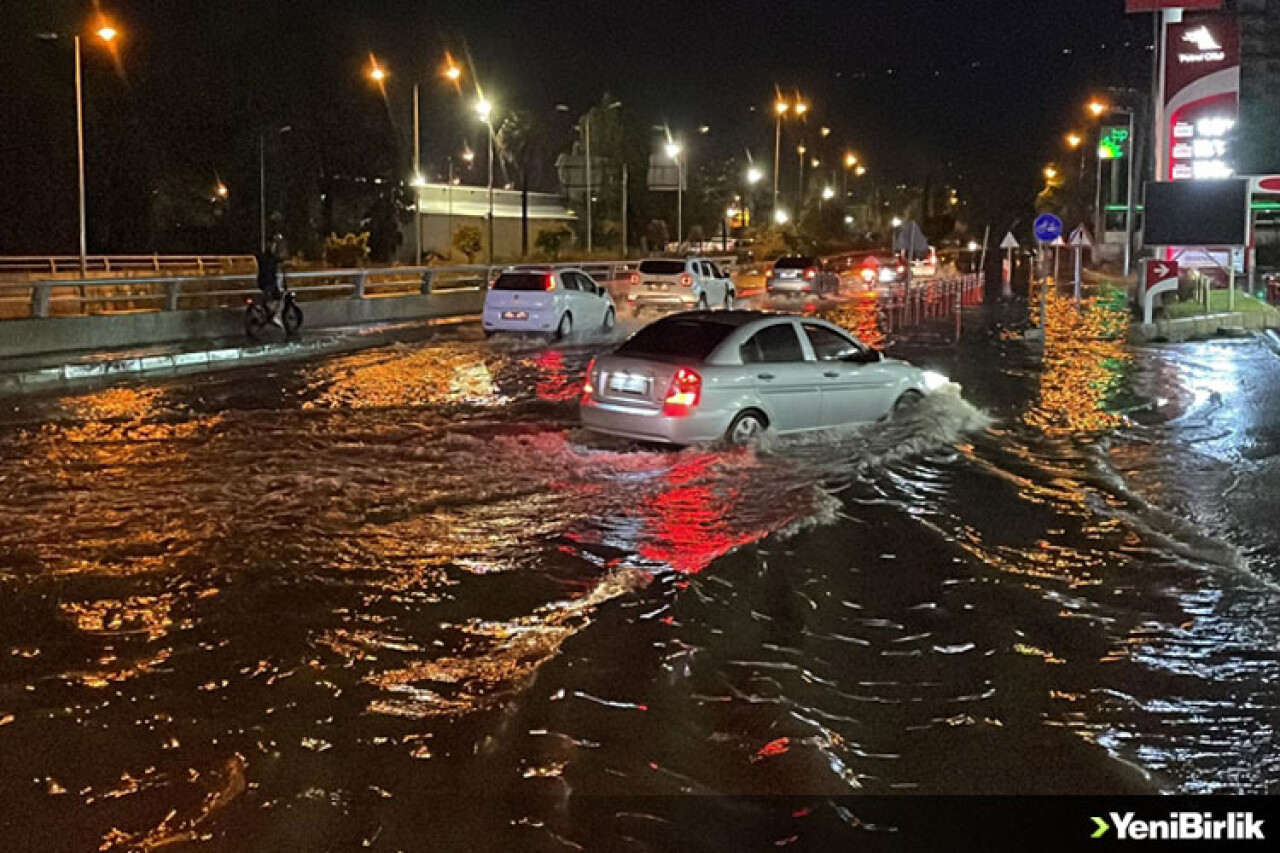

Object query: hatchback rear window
[638,260,687,275]
[773,256,816,269]
[492,273,551,291]
[616,319,735,362]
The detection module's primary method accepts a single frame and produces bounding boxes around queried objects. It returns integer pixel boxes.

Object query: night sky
[0,0,1154,254]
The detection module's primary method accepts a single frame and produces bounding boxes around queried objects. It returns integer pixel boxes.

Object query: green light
[1098,127,1129,160]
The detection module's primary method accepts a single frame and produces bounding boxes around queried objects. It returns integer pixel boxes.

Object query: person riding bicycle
[255,236,287,326]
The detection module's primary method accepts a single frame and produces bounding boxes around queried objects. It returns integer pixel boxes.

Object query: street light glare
[811,158,820,168]
[774,209,790,225]
[664,141,682,160]
[795,101,808,116]
[855,165,867,177]
[747,167,764,184]
[1044,165,1058,180]
[820,126,831,137]
[1066,133,1083,148]
[1087,100,1107,117]
[844,152,858,168]
[96,25,118,43]
[476,98,492,121]
[891,216,903,228]
[445,65,462,81]
[822,186,835,200]
[797,144,806,155]
[775,101,789,115]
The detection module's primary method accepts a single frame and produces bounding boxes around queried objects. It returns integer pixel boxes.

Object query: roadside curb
[0,313,480,397]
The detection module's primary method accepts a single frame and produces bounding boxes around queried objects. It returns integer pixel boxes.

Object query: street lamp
[1044,165,1059,181]
[855,165,867,177]
[797,143,807,206]
[774,208,790,225]
[773,100,789,209]
[1066,133,1083,149]
[476,98,495,262]
[891,216,903,228]
[665,140,683,247]
[746,166,764,229]
[66,19,121,276]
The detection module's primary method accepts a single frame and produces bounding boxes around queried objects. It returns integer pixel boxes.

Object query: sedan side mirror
[842,348,883,364]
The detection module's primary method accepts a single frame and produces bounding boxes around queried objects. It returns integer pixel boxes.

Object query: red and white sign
[1143,260,1180,325]
[1249,175,1280,195]
[1127,0,1222,11]
[1163,12,1240,181]
[1145,260,1179,292]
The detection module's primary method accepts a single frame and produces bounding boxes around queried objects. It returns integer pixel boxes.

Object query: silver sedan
[579,310,948,446]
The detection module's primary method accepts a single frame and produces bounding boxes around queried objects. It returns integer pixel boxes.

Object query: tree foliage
[534,222,574,260]
[452,224,484,263]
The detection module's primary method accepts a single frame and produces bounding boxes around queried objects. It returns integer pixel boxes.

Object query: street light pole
[74,35,87,276]
[585,112,592,253]
[487,117,495,263]
[1123,109,1136,278]
[258,134,266,253]
[773,107,784,209]
[413,83,422,264]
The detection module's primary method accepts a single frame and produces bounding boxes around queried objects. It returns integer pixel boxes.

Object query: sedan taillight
[581,357,597,402]
[804,267,818,280]
[679,273,693,287]
[662,368,702,416]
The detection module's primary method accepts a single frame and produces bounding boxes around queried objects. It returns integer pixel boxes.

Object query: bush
[452,224,484,263]
[324,232,370,268]
[534,222,574,261]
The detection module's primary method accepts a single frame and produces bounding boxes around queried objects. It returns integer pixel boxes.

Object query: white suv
[625,257,735,313]
[483,267,616,339]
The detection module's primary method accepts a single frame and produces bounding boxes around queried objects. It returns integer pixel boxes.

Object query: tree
[534,222,574,260]
[498,110,548,257]
[324,232,369,267]
[453,224,484,263]
[644,219,669,253]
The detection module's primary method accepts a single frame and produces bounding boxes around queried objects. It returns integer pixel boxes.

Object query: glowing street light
[444,64,461,81]
[810,158,820,168]
[1087,100,1107,118]
[96,25,118,42]
[844,152,858,169]
[775,100,789,116]
[794,100,808,117]
[475,98,492,122]
[774,208,790,225]
[821,186,835,201]
[214,182,229,199]
[1066,132,1083,149]
[664,140,682,160]
[368,60,387,84]
[820,126,831,137]
[461,147,475,164]
[891,216,903,228]
[1044,165,1059,181]
[70,18,124,276]
[664,140,684,245]
[746,166,764,185]
[855,165,867,177]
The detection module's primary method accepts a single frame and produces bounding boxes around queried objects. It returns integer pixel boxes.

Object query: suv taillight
[679,273,693,287]
[662,368,702,416]
[804,267,818,280]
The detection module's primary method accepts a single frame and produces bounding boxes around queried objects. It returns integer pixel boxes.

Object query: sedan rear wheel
[555,313,573,341]
[726,410,767,446]
[892,390,924,420]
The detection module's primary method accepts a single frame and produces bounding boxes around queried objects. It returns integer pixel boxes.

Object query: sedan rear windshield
[773,256,816,269]
[616,319,735,362]
[638,260,687,275]
[492,273,550,291]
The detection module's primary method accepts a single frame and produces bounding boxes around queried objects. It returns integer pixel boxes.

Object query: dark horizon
[0,1,1154,254]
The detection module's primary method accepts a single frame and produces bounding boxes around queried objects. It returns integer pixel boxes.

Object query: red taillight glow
[662,368,702,416]
[679,273,693,287]
[804,267,818,280]
[629,272,640,285]
[544,274,556,291]
[860,268,875,282]
[581,357,597,401]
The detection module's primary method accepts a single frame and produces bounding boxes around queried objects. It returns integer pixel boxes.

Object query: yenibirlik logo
[1091,812,1265,842]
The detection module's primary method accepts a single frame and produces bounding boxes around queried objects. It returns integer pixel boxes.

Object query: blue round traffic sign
[1033,213,1064,243]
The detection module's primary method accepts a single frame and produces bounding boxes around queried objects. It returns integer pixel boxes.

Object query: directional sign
[1068,225,1093,247]
[1033,213,1063,243]
[1142,259,1180,325]
[999,232,1020,250]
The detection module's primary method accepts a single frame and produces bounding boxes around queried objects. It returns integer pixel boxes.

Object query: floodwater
[1,293,1278,851]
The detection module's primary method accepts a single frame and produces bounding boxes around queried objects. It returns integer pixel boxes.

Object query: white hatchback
[483,267,616,339]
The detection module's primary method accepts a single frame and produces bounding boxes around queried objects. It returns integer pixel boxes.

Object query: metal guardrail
[0,257,741,320]
[0,254,257,280]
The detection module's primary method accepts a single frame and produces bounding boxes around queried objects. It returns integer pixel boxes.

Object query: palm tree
[497,110,547,257]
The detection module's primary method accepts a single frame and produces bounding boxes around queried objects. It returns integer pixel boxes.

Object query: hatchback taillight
[679,273,693,287]
[544,274,556,291]
[662,368,702,416]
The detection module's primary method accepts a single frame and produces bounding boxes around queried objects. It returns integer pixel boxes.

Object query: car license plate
[608,373,648,395]
[645,282,669,291]
[502,310,528,320]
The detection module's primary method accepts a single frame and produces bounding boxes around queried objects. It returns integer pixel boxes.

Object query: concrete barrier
[0,288,485,359]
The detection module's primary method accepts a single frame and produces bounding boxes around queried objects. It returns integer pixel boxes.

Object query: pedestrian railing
[873,273,985,336]
[0,257,739,320]
[0,254,257,280]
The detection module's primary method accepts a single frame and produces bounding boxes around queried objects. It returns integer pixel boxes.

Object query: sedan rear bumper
[579,398,728,445]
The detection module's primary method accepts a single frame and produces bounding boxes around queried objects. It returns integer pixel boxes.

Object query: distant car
[579,310,946,446]
[853,252,908,288]
[766,255,840,297]
[911,247,939,278]
[626,257,734,312]
[483,267,615,339]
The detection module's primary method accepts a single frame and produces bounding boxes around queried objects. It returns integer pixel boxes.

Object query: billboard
[1162,11,1240,181]
[1127,1,1222,11]
[1143,179,1248,246]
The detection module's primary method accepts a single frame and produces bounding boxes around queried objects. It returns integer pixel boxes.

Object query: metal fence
[0,257,741,320]
[0,254,257,280]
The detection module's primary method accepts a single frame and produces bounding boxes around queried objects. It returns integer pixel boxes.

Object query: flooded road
[1,294,1278,851]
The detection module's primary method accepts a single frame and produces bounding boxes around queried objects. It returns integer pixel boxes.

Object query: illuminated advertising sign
[1163,12,1239,180]
[1126,0,1222,11]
